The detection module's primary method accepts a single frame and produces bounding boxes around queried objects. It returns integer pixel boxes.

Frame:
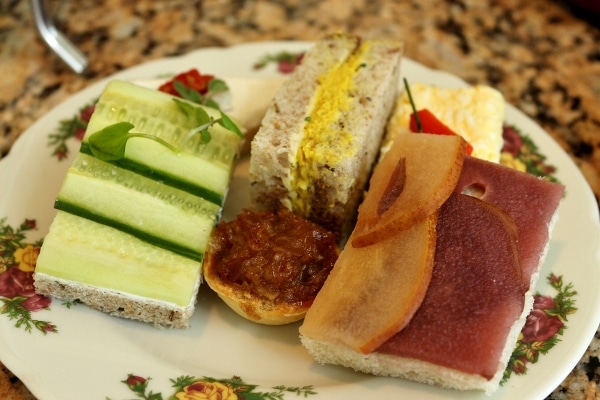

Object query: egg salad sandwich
[249,33,403,241]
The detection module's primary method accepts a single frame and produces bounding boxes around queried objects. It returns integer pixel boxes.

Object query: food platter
[1,41,599,400]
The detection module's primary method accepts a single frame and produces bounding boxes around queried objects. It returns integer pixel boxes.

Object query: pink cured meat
[376,193,525,379]
[455,156,565,289]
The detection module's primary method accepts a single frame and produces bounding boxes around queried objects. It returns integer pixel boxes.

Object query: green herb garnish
[207,78,229,94]
[174,80,203,104]
[174,78,230,110]
[88,74,242,162]
[88,122,177,161]
[88,102,242,162]
[218,111,243,137]
[173,98,243,142]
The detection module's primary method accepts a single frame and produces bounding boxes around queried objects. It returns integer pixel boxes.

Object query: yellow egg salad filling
[289,42,369,216]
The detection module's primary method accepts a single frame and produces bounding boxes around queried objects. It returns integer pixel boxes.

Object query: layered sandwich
[34,80,243,328]
[249,33,403,241]
[299,131,564,393]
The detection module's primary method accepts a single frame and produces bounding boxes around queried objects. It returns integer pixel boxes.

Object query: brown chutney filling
[207,208,339,306]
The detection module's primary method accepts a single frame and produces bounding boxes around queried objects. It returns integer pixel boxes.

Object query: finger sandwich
[34,80,242,328]
[249,33,404,240]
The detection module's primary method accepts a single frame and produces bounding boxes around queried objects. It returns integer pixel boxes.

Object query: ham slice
[376,192,525,379]
[455,156,565,288]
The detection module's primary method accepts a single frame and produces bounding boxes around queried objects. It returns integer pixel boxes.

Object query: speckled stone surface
[0,0,599,399]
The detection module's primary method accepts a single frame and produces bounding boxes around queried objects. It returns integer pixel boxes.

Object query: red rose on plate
[521,295,564,343]
[125,375,147,389]
[501,125,523,156]
[22,294,51,311]
[533,294,555,311]
[0,267,36,298]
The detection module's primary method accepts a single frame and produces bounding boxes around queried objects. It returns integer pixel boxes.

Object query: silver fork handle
[29,0,88,73]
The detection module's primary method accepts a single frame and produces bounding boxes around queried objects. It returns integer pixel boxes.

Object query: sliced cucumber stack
[55,153,221,261]
[38,211,202,307]
[35,80,243,327]
[80,80,241,205]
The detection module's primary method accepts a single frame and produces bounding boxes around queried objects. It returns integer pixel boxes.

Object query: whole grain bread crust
[34,272,198,329]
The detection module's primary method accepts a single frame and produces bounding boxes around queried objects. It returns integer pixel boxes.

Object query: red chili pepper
[158,69,214,96]
[409,109,473,155]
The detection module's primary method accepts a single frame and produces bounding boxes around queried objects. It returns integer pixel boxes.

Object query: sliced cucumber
[81,80,242,205]
[55,153,220,261]
[36,211,202,307]
[79,141,229,205]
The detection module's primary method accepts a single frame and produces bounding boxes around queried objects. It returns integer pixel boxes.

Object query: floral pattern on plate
[0,218,56,334]
[107,374,317,400]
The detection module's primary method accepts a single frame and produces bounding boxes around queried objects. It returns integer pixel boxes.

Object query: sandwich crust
[34,272,198,329]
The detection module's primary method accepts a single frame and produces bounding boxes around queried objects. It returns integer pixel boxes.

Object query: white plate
[1,41,599,400]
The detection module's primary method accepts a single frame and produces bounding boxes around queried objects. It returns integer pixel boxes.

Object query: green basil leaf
[207,78,229,93]
[218,111,243,138]
[194,106,212,126]
[199,128,212,145]
[174,80,203,103]
[88,122,135,161]
[173,98,198,119]
[203,98,221,110]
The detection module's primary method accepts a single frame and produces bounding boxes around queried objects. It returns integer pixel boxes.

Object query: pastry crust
[203,208,339,325]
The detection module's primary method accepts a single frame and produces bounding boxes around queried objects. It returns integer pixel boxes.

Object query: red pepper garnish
[158,69,214,97]
[409,109,473,155]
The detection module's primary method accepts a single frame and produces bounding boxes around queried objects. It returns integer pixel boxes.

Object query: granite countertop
[0,0,599,399]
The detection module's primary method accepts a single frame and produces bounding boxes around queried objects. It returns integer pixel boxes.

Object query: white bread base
[300,210,560,394]
[34,272,200,329]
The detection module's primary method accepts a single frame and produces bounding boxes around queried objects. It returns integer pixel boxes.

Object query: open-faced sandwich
[34,79,244,328]
[384,82,506,163]
[299,128,564,393]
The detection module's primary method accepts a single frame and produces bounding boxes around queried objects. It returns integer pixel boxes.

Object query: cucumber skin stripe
[54,200,205,263]
[79,144,224,206]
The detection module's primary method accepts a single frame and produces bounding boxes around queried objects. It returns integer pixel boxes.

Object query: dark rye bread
[248,34,403,240]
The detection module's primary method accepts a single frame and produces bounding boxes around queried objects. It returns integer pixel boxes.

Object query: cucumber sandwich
[34,80,243,328]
